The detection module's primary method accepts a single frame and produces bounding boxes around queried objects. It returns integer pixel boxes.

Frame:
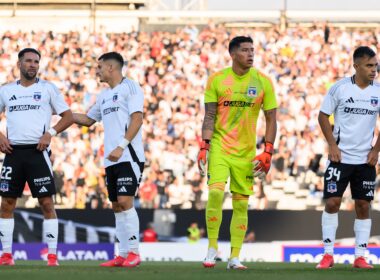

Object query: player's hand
[252,142,274,180]
[367,148,379,166]
[37,133,52,151]
[328,143,341,163]
[0,134,12,154]
[107,147,124,162]
[197,140,210,176]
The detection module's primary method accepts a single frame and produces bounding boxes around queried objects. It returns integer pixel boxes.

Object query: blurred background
[1,0,380,263]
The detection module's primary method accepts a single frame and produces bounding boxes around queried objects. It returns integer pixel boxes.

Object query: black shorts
[323,162,376,201]
[105,161,144,202]
[0,145,56,198]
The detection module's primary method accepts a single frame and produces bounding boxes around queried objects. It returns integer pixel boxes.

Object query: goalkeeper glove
[197,140,210,176]
[253,142,274,179]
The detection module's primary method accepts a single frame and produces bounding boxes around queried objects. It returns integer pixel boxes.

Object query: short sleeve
[204,74,218,103]
[126,81,144,115]
[320,84,339,115]
[48,83,70,115]
[261,75,278,111]
[0,87,5,112]
[87,94,102,122]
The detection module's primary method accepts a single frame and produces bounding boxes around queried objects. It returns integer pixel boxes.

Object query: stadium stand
[1,21,380,210]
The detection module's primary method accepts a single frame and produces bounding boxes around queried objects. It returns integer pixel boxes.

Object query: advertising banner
[283,246,380,264]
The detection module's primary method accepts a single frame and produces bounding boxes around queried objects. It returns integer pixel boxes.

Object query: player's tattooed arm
[201,102,217,140]
[263,108,277,144]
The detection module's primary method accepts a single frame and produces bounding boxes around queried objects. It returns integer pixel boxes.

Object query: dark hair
[18,48,41,59]
[98,52,124,68]
[228,36,253,54]
[353,46,376,61]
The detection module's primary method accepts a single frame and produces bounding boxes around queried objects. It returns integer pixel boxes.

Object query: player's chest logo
[33,92,41,101]
[113,94,118,102]
[247,86,257,98]
[370,96,378,107]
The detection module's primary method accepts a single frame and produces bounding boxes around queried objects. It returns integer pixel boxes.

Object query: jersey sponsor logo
[247,86,257,98]
[343,107,377,115]
[366,190,374,197]
[39,186,48,193]
[0,181,9,192]
[33,92,41,101]
[9,95,17,101]
[119,186,127,192]
[103,107,119,115]
[9,105,41,112]
[345,97,354,103]
[46,233,55,239]
[370,96,378,107]
[113,94,118,102]
[327,181,337,193]
[223,101,254,107]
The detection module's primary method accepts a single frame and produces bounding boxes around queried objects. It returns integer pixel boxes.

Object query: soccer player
[198,36,277,269]
[317,46,380,269]
[0,48,73,266]
[72,52,144,268]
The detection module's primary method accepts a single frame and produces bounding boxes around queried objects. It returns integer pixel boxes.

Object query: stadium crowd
[1,22,380,210]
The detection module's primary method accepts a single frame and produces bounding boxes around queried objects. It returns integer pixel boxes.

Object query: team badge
[113,94,118,102]
[34,92,41,101]
[327,181,337,193]
[0,181,9,192]
[370,96,378,107]
[247,87,257,98]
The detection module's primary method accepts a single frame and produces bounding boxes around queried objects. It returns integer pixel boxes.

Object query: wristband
[118,138,130,149]
[48,128,57,137]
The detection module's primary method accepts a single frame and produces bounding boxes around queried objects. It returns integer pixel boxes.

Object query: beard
[21,69,37,80]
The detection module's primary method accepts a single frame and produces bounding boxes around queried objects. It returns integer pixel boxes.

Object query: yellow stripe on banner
[209,183,225,192]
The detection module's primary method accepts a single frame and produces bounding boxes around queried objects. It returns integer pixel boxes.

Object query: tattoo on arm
[202,102,217,138]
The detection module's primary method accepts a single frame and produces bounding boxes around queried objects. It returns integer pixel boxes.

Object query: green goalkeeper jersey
[205,67,277,160]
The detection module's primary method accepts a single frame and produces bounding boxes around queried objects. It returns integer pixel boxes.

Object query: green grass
[0,261,379,280]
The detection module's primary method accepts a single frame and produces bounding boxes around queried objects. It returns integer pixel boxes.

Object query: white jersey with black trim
[87,78,145,168]
[320,76,380,164]
[0,78,70,145]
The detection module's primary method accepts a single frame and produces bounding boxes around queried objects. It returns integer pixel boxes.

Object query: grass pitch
[0,261,379,280]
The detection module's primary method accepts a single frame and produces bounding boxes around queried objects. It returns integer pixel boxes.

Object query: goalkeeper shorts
[207,153,253,195]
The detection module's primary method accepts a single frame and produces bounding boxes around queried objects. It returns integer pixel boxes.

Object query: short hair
[353,46,376,61]
[228,36,253,54]
[98,52,124,68]
[18,48,41,60]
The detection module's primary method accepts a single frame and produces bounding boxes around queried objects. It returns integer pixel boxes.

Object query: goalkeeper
[197,36,277,270]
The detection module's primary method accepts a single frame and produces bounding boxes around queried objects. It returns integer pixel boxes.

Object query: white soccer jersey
[320,76,380,164]
[87,78,145,167]
[0,78,70,145]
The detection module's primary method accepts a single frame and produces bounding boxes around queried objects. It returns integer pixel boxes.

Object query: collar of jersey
[231,68,251,80]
